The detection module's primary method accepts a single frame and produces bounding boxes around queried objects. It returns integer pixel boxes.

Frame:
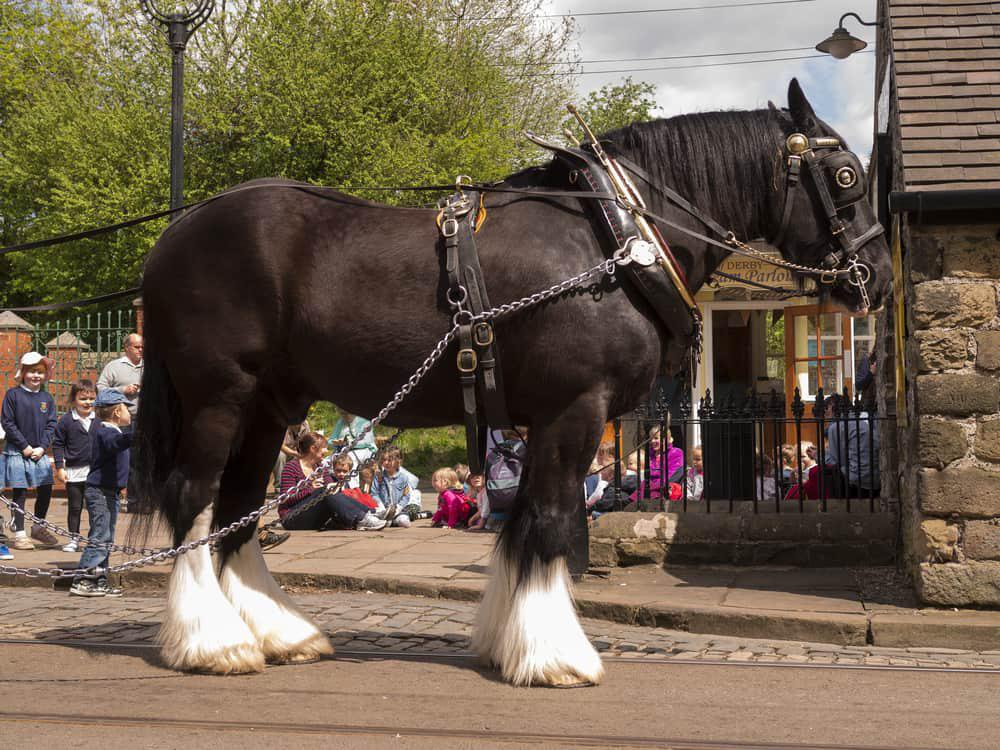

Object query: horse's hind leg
[472,396,605,687]
[217,408,334,665]
[158,404,264,674]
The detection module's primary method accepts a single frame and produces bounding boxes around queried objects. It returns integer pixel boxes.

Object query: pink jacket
[431,488,474,528]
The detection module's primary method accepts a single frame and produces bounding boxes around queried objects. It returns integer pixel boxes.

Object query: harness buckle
[457,348,478,373]
[441,217,459,238]
[819,270,839,285]
[473,322,494,347]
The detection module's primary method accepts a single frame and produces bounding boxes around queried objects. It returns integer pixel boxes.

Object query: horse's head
[769,79,891,315]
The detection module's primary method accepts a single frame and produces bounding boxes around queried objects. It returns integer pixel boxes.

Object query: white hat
[15,351,49,380]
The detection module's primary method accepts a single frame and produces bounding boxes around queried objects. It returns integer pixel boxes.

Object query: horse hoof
[261,632,335,665]
[544,671,599,689]
[161,640,266,675]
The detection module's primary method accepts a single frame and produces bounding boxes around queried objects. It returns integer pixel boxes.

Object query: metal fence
[0,308,136,411]
[598,387,892,515]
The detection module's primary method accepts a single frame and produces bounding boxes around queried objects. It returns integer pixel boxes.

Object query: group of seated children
[275,428,529,533]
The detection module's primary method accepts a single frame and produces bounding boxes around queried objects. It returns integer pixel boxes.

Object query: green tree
[0,0,577,307]
[565,77,658,140]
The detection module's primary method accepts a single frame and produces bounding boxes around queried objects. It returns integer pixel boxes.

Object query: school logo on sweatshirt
[39,402,49,413]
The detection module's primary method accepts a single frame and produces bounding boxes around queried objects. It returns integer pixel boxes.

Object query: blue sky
[549,0,879,156]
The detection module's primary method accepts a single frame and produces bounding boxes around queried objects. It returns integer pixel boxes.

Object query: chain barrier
[0,252,627,581]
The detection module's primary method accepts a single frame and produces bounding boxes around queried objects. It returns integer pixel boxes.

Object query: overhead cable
[523,46,815,65]
[468,0,819,20]
[524,49,875,76]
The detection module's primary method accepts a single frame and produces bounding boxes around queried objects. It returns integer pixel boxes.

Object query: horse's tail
[127,342,182,546]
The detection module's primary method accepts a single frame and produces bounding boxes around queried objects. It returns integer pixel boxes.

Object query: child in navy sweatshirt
[69,390,133,598]
[0,352,58,551]
[51,380,97,553]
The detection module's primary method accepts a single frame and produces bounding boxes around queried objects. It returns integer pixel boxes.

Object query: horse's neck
[627,160,776,293]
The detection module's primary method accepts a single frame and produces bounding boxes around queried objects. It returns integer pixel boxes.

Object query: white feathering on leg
[220,534,334,664]
[158,507,264,674]
[473,547,604,687]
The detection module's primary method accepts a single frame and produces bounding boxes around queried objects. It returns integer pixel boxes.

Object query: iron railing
[0,307,135,410]
[598,387,892,515]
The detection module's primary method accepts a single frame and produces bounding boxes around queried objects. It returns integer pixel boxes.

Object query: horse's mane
[502,108,792,240]
[602,109,789,239]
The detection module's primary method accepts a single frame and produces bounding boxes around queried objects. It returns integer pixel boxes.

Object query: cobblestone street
[4,588,1000,671]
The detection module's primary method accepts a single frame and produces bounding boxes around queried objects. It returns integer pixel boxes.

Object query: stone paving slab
[3,589,1000,672]
[721,587,867,615]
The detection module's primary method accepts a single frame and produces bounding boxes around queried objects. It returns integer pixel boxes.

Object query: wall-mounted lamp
[816,12,878,59]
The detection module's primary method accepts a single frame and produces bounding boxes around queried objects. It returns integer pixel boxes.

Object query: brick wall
[902,222,1000,607]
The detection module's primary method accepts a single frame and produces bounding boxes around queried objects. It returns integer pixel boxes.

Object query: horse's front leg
[472,395,606,687]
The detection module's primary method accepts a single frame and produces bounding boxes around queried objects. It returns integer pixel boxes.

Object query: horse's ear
[767,100,780,115]
[788,78,820,133]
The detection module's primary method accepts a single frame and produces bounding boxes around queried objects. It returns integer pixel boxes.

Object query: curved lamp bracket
[140,0,215,49]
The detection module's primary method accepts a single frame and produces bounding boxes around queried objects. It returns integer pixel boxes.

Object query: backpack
[485,439,526,514]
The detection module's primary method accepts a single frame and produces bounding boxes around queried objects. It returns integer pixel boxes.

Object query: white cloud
[548,0,877,156]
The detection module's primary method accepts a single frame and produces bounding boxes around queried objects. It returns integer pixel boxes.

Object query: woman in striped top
[278,432,385,531]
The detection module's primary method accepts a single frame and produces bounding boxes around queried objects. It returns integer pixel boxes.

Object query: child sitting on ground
[370,447,423,527]
[454,462,470,494]
[430,467,475,529]
[685,445,704,501]
[464,473,489,530]
[69,391,134,597]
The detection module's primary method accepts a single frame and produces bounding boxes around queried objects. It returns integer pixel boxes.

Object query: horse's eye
[835,166,858,189]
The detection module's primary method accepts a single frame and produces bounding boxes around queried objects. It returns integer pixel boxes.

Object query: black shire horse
[133,80,890,685]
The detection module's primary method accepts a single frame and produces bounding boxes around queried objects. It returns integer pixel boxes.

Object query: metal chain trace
[0,254,625,581]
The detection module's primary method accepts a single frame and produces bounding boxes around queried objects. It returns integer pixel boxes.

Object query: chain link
[724,234,840,278]
[0,495,160,555]
[0,258,623,581]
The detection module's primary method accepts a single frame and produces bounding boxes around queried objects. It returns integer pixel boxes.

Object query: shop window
[784,305,852,404]
[765,311,785,381]
[852,314,877,381]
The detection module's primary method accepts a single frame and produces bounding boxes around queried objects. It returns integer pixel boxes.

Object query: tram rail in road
[0,709,959,750]
[2,638,999,676]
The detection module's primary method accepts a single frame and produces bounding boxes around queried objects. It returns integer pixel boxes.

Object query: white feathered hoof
[473,551,604,687]
[158,545,265,674]
[220,536,334,666]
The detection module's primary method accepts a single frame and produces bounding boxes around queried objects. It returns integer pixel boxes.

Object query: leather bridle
[611,131,883,310]
[769,133,883,307]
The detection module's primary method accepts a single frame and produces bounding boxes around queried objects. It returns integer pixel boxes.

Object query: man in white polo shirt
[97,333,143,415]
[97,333,143,512]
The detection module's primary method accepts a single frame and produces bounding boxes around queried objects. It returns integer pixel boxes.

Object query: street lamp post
[815,12,879,60]
[140,1,214,210]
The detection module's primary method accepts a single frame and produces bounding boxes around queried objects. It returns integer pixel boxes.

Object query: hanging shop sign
[715,253,799,291]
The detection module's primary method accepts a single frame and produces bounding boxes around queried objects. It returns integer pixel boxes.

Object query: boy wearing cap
[69,391,134,597]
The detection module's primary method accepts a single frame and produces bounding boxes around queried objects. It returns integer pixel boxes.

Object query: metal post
[168,20,187,210]
[140,2,214,211]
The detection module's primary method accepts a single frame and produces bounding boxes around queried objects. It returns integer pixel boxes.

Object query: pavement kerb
[90,568,878,644]
[2,565,988,652]
[869,610,1000,652]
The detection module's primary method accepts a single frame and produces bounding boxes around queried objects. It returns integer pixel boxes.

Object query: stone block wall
[902,223,1000,607]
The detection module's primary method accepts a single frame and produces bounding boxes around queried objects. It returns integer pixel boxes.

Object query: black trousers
[280,490,370,531]
[10,485,52,532]
[66,481,86,535]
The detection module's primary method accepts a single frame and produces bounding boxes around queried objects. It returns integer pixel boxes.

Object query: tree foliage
[564,77,658,140]
[0,0,578,307]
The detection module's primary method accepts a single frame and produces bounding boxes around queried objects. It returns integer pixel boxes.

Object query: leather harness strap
[771,154,801,249]
[440,190,510,474]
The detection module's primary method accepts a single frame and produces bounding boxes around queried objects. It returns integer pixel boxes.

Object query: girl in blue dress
[1,352,58,550]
